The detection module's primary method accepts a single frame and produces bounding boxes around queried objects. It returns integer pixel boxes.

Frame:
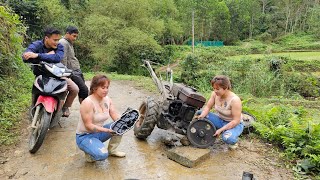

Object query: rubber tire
[29,105,51,153]
[242,111,256,134]
[134,97,159,139]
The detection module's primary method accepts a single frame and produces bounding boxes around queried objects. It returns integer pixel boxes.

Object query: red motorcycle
[29,62,72,153]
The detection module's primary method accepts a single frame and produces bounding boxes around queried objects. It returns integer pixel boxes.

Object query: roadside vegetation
[1,0,320,179]
[0,6,33,145]
[165,42,320,179]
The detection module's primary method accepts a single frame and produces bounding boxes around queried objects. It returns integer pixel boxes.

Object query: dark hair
[66,26,79,34]
[89,75,110,95]
[44,27,61,37]
[211,75,231,90]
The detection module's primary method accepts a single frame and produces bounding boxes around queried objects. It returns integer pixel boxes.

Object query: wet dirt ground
[0,80,294,180]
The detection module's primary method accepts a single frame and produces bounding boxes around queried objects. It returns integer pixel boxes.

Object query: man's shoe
[228,143,238,150]
[109,151,126,158]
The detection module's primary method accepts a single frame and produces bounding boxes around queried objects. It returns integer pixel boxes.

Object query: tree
[1,0,42,42]
[151,0,183,45]
[307,5,320,37]
[36,0,70,31]
[0,6,25,76]
[79,0,163,74]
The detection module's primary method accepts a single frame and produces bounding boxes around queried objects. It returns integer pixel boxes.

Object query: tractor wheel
[134,97,159,139]
[242,111,256,134]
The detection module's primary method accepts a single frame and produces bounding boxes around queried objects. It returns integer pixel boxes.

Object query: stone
[180,136,190,146]
[166,146,210,168]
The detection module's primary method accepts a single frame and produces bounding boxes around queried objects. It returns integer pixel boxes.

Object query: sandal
[62,107,70,117]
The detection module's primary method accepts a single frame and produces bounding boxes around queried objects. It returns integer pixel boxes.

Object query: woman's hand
[213,128,223,137]
[104,128,115,134]
[193,115,201,120]
[194,114,206,120]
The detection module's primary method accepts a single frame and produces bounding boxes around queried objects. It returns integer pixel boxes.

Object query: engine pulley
[187,118,216,148]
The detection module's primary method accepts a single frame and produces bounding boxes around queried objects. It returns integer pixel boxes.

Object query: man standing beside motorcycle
[22,27,79,117]
[59,26,88,104]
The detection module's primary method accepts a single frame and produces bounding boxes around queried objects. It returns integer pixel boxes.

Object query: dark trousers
[71,71,89,99]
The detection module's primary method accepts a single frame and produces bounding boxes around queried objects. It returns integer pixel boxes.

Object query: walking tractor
[133,60,217,148]
[133,61,256,148]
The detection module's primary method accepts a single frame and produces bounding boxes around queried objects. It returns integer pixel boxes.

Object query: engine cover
[179,87,205,108]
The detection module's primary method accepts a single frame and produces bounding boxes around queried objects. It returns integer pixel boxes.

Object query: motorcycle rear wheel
[29,105,51,153]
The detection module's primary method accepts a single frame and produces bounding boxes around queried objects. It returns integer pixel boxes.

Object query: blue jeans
[76,123,113,161]
[196,110,244,145]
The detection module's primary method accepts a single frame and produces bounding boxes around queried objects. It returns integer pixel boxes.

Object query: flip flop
[62,107,70,117]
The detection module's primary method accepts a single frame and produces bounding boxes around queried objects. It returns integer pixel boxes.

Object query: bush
[0,71,33,145]
[283,59,320,72]
[74,42,97,72]
[179,53,320,98]
[0,6,25,76]
[180,54,201,88]
[284,72,320,98]
[256,32,273,42]
[275,33,320,50]
[0,6,33,145]
[249,104,320,175]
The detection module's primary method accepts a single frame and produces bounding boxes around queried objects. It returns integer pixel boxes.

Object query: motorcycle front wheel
[29,104,51,153]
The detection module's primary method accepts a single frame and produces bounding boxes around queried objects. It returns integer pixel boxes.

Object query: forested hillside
[2,0,320,73]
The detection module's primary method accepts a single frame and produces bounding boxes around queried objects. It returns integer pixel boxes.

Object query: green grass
[228,52,320,61]
[84,72,158,93]
[275,33,317,45]
[0,68,33,146]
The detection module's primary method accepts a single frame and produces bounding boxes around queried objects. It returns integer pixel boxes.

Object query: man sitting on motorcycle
[22,27,79,117]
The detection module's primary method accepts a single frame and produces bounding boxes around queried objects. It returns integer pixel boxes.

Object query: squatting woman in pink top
[196,75,244,149]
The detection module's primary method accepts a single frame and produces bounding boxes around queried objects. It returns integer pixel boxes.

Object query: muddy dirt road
[0,80,293,180]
